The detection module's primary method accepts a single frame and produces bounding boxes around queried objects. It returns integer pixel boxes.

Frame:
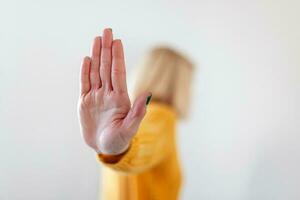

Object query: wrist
[97,144,130,164]
[96,132,130,155]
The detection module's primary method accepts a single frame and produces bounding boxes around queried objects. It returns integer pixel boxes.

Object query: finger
[100,28,113,90]
[112,39,127,93]
[80,56,91,95]
[90,36,101,89]
[122,92,152,140]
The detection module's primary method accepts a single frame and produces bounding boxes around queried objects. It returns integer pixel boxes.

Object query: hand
[78,28,151,155]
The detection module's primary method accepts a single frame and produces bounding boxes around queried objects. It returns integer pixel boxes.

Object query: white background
[0,0,299,199]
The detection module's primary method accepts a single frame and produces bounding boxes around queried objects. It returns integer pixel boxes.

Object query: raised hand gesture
[78,28,151,155]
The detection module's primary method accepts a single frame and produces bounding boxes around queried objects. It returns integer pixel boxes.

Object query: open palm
[78,28,151,155]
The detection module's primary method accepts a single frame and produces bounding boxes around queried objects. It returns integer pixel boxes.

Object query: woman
[78,28,194,200]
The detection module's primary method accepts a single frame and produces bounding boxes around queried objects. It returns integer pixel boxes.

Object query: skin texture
[78,28,151,155]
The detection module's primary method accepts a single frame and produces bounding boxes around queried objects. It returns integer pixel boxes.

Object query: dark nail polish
[146,94,152,105]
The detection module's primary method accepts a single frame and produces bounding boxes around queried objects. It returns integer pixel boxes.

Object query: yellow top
[97,102,182,200]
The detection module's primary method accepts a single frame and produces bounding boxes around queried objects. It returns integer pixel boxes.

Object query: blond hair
[133,46,194,119]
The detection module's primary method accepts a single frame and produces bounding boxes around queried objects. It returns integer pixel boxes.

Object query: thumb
[122,92,152,141]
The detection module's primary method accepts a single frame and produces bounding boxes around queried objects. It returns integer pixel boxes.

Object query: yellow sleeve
[97,102,176,174]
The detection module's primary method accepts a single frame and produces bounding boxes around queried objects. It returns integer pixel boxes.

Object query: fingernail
[146,94,152,105]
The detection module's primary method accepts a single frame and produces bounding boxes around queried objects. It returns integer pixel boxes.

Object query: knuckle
[132,108,145,118]
[112,66,125,75]
[91,56,99,61]
[101,59,111,67]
